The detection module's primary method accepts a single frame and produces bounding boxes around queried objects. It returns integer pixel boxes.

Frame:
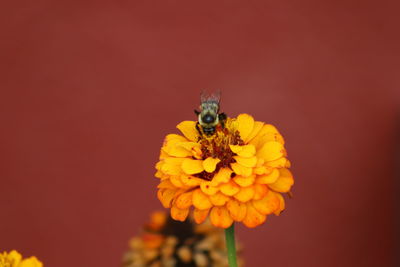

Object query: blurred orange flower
[155,114,294,228]
[0,250,42,267]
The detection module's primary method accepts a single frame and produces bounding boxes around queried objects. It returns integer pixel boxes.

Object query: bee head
[201,113,216,124]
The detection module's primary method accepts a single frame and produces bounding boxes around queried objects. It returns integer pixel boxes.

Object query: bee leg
[195,122,203,137]
[194,109,200,116]
[218,113,227,129]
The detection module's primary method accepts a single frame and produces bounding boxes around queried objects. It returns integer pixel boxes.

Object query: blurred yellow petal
[242,203,267,228]
[252,190,280,215]
[171,205,189,221]
[175,191,193,209]
[226,199,247,221]
[203,157,220,173]
[200,181,219,195]
[192,189,213,210]
[236,114,254,141]
[209,192,230,206]
[219,180,240,196]
[210,168,232,187]
[257,141,284,162]
[256,168,279,184]
[230,162,252,177]
[19,257,43,267]
[233,156,257,168]
[157,189,176,208]
[269,168,294,193]
[233,174,255,187]
[176,121,199,142]
[181,159,204,175]
[210,206,233,228]
[193,208,210,224]
[229,144,256,157]
[234,185,255,202]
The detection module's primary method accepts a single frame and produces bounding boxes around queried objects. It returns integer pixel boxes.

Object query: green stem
[225,223,238,267]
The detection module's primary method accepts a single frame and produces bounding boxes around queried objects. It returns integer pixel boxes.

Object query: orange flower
[155,114,294,228]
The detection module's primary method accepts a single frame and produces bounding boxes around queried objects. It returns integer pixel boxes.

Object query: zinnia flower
[0,250,43,267]
[155,114,294,228]
[122,211,243,267]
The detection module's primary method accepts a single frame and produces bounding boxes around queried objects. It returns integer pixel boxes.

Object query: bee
[194,91,227,136]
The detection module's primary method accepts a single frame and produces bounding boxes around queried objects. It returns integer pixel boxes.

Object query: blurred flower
[155,114,294,228]
[0,250,42,267]
[122,211,243,267]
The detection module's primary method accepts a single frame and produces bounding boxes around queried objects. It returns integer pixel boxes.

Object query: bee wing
[200,90,221,103]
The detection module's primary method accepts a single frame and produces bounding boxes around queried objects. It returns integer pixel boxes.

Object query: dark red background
[1,1,399,266]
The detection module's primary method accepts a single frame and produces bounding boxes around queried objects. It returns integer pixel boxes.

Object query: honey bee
[194,91,227,136]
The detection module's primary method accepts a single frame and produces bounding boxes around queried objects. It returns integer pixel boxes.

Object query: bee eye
[202,114,215,123]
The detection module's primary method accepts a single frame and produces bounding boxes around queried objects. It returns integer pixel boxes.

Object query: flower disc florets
[155,114,294,228]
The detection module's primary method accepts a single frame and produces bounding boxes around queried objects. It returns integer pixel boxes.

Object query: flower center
[195,119,244,181]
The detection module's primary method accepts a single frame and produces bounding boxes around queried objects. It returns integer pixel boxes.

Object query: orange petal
[219,180,240,196]
[242,203,267,228]
[180,175,202,187]
[266,158,288,168]
[157,189,176,208]
[200,181,219,195]
[175,191,193,209]
[203,157,221,173]
[230,162,253,177]
[252,190,280,215]
[176,121,199,142]
[274,193,286,215]
[181,159,204,175]
[269,168,294,193]
[157,180,176,189]
[209,192,230,206]
[226,199,247,221]
[160,158,184,175]
[193,208,210,224]
[257,141,284,162]
[171,205,189,221]
[249,124,280,148]
[210,168,232,187]
[229,144,256,157]
[233,174,255,187]
[192,189,213,210]
[253,184,268,200]
[170,176,184,187]
[245,121,264,143]
[234,185,255,202]
[233,156,257,168]
[163,142,192,157]
[236,114,254,141]
[210,206,233,228]
[256,168,279,184]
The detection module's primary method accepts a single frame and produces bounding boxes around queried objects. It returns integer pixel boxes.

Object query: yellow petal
[245,121,264,143]
[233,174,255,187]
[269,168,294,193]
[266,158,288,168]
[181,159,204,175]
[274,193,286,215]
[203,157,221,173]
[231,162,253,177]
[160,158,185,175]
[249,124,280,148]
[256,168,279,184]
[157,180,176,189]
[210,206,233,228]
[19,257,43,267]
[233,156,257,168]
[236,114,254,141]
[229,144,256,158]
[253,184,268,200]
[226,199,247,221]
[178,142,203,159]
[157,189,176,208]
[219,180,240,196]
[234,185,255,202]
[171,205,189,221]
[163,141,192,157]
[200,181,219,195]
[257,141,284,162]
[175,191,193,209]
[180,175,202,187]
[209,192,230,206]
[193,208,210,224]
[210,168,232,187]
[169,175,184,187]
[192,189,213,210]
[176,121,199,142]
[242,203,267,228]
[252,190,280,215]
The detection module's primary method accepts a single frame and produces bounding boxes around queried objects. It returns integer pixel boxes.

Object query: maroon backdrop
[1,1,399,266]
